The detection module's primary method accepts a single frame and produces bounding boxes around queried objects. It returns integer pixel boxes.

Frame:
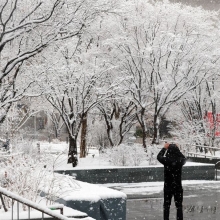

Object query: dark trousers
[163,189,183,220]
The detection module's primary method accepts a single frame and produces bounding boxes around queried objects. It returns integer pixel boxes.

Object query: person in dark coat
[157,142,186,220]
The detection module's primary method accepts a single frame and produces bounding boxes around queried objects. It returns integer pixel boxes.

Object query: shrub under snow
[103,144,147,166]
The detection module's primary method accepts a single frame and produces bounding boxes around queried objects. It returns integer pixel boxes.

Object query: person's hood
[167,144,180,156]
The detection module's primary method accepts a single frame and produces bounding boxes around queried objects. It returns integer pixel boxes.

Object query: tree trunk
[67,135,78,167]
[142,126,147,149]
[152,114,160,144]
[136,108,147,149]
[106,122,114,147]
[80,114,87,158]
[141,109,147,149]
[54,125,58,139]
[210,105,216,149]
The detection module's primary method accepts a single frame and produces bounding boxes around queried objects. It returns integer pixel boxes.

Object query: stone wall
[55,163,215,184]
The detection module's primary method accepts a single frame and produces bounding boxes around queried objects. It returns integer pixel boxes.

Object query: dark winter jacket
[157,144,186,191]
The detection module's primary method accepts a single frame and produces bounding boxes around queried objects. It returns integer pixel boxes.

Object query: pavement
[108,181,220,220]
[127,194,219,220]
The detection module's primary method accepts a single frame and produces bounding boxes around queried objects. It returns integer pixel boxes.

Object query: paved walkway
[124,182,220,219]
[127,196,219,220]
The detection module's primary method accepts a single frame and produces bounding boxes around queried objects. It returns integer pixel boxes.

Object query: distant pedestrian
[3,139,10,151]
[157,142,186,220]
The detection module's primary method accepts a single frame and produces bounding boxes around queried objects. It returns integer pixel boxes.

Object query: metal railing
[185,144,220,158]
[0,186,75,220]
[187,151,215,158]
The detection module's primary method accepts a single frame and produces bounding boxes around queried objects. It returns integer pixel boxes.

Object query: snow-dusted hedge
[103,144,147,166]
[145,145,160,165]
[0,141,70,210]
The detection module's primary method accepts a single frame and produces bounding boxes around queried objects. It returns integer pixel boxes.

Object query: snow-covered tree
[46,109,65,140]
[179,74,220,149]
[106,0,220,146]
[98,98,137,147]
[34,0,122,165]
[0,0,58,123]
[42,39,122,165]
[0,0,112,125]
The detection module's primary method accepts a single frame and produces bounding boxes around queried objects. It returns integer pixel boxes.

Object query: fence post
[0,193,8,212]
[215,161,220,181]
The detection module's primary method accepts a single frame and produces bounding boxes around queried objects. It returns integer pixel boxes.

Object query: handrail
[193,145,220,151]
[187,152,212,157]
[0,186,72,220]
[48,204,64,215]
[187,151,220,158]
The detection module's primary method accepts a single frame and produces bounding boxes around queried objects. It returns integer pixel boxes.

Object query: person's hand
[164,142,170,149]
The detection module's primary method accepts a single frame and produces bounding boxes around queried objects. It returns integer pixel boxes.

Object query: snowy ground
[36,141,220,170]
[43,141,220,219]
[40,141,218,202]
[1,141,219,219]
[36,141,156,170]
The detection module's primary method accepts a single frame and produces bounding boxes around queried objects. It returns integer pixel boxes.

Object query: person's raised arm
[157,147,167,165]
[157,142,174,166]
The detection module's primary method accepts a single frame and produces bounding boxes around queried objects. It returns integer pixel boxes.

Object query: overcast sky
[169,0,220,10]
